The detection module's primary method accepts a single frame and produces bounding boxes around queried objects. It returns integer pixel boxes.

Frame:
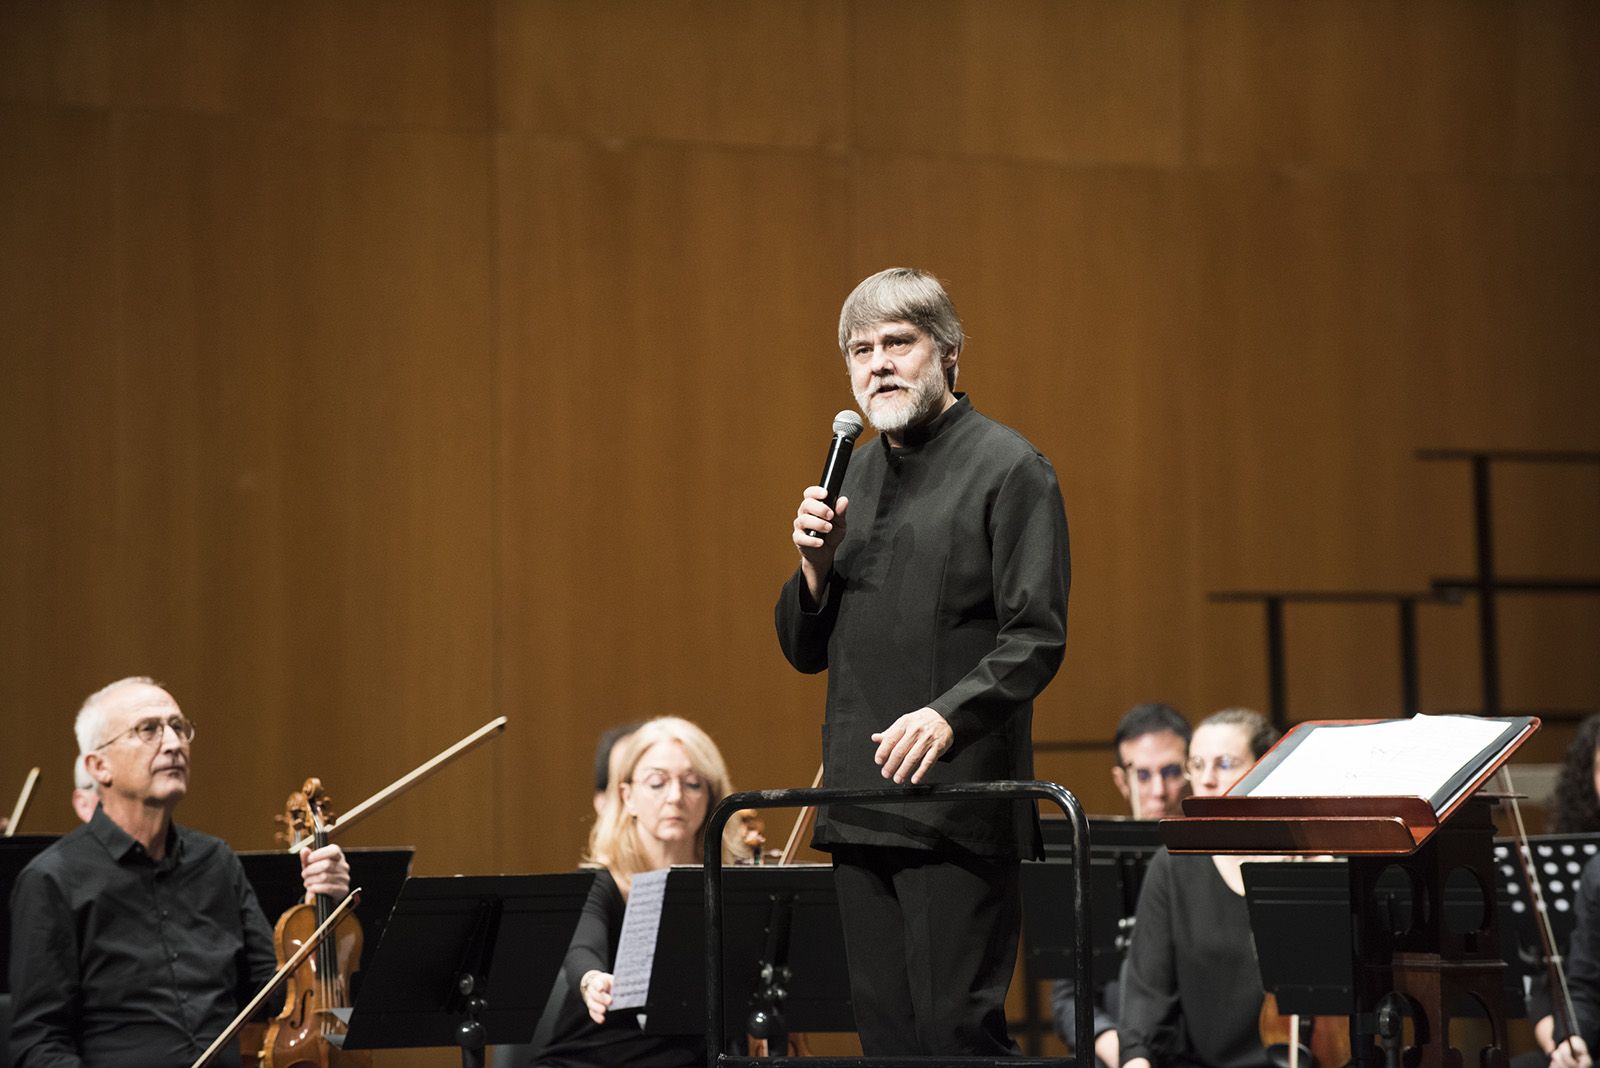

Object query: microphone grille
[833,410,865,441]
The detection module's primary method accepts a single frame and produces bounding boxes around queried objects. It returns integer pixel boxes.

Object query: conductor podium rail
[704,780,1092,1068]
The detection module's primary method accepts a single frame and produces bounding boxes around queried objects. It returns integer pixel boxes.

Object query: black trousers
[831,845,1023,1056]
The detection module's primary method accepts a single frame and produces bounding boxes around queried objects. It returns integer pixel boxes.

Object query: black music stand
[340,872,594,1068]
[1243,860,1356,1016]
[0,835,58,996]
[705,780,1092,1068]
[1024,817,1162,980]
[1167,716,1540,1068]
[238,846,414,980]
[1493,833,1600,1002]
[1244,859,1520,1020]
[621,865,854,1046]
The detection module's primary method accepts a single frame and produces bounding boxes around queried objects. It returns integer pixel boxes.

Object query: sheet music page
[1246,714,1508,798]
[608,867,669,1011]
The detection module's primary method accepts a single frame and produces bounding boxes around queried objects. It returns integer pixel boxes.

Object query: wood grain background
[2,4,1596,1042]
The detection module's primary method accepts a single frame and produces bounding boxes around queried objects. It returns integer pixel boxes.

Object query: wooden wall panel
[852,0,1186,166]
[0,3,111,108]
[0,104,121,817]
[1187,0,1600,174]
[848,159,1212,740]
[85,112,500,867]
[1509,2,1600,174]
[0,0,1596,956]
[495,0,850,147]
[493,136,854,871]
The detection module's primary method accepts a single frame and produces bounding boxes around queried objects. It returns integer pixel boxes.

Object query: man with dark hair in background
[1053,702,1192,1067]
[776,267,1070,1056]
[1109,703,1191,823]
[591,721,643,815]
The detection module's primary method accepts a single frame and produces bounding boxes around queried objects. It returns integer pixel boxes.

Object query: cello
[261,779,370,1068]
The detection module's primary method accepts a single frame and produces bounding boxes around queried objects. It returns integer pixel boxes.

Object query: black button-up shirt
[8,806,277,1068]
[775,395,1070,857]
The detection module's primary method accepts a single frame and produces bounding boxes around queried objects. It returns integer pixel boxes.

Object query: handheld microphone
[819,410,864,510]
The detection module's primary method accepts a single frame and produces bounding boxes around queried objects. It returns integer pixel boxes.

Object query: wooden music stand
[1163,715,1538,1068]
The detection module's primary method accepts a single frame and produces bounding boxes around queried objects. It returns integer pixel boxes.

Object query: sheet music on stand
[1169,714,1539,855]
[1243,714,1524,812]
[604,864,854,1038]
[610,867,668,1011]
[1163,715,1541,1068]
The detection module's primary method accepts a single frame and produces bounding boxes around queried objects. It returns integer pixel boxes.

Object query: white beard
[855,359,947,436]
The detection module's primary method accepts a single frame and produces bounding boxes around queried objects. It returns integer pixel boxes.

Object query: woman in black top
[1552,716,1600,835]
[1119,709,1281,1068]
[1524,714,1600,1065]
[536,716,738,1068]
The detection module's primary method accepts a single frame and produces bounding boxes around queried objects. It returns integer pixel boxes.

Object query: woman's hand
[578,969,614,1024]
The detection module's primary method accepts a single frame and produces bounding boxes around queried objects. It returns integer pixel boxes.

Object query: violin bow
[189,887,362,1068]
[1500,768,1581,1051]
[286,716,507,853]
[777,764,825,867]
[4,767,40,838]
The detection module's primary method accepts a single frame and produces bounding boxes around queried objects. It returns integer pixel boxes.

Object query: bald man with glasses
[8,677,351,1068]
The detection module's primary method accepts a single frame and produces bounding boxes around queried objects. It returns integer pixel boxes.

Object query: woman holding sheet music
[1119,709,1281,1068]
[533,716,739,1068]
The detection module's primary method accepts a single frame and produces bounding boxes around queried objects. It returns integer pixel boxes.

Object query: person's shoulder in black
[9,807,273,1068]
[535,869,703,1068]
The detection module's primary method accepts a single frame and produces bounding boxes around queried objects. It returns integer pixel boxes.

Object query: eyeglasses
[1184,754,1250,780]
[1122,763,1185,785]
[94,715,196,750]
[628,772,707,798]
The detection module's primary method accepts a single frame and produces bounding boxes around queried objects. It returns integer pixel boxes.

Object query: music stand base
[457,1016,486,1068]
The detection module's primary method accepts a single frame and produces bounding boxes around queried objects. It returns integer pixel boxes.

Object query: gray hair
[73,753,94,792]
[837,268,964,388]
[75,676,161,755]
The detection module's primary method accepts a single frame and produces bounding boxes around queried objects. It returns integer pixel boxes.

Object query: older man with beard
[8,677,351,1068]
[775,268,1071,1056]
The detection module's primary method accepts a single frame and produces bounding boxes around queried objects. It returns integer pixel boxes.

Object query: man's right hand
[1094,1028,1119,1068]
[1552,1035,1592,1068]
[792,485,848,603]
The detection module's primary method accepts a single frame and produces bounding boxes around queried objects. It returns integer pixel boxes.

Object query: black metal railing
[703,780,1091,1068]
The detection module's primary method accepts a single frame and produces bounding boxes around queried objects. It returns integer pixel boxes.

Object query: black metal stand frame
[1418,448,1600,719]
[1203,449,1600,729]
[1207,588,1460,729]
[703,779,1092,1068]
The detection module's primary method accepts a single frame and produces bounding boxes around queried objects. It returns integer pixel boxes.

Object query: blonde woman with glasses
[1118,708,1281,1068]
[533,715,739,1068]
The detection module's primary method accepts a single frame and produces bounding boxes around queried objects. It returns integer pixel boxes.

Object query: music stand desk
[340,872,594,1068]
